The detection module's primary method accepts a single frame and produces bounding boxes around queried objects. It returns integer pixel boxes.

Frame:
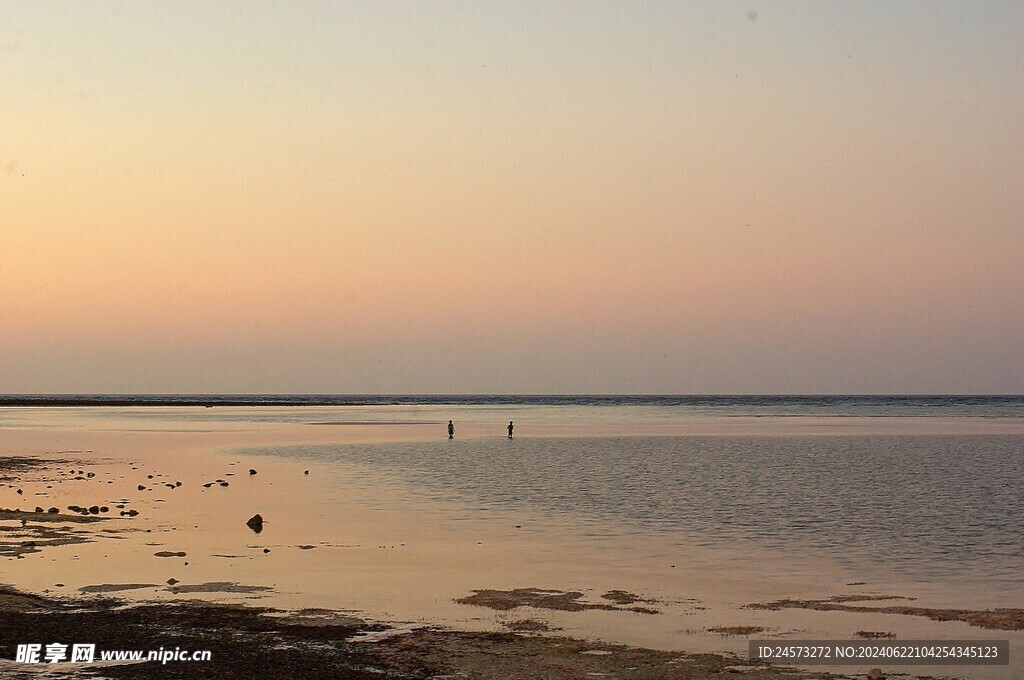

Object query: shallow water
[1,401,1022,679]
[239,433,1024,596]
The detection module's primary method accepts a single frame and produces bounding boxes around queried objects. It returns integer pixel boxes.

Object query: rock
[249,469,257,475]
[35,507,44,513]
[263,548,270,554]
[304,470,309,475]
[219,481,229,487]
[167,578,179,585]
[202,482,213,488]
[246,514,264,533]
[88,506,100,514]
[147,474,154,479]
[138,485,146,491]
[99,507,109,513]
[48,507,59,514]
[16,489,22,495]
[116,504,125,508]
[868,669,885,680]
[127,509,140,516]
[175,481,182,487]
[86,472,95,478]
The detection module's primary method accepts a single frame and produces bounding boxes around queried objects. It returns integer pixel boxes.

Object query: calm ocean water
[3,393,1024,417]
[3,395,1022,595]
[246,433,1024,591]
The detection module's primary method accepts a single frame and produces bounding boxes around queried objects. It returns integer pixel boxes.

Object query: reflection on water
[2,404,1023,679]
[240,434,1024,592]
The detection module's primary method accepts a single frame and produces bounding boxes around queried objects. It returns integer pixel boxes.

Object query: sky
[1,1,1022,394]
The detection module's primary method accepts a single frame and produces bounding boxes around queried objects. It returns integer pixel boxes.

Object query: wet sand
[1,409,1022,678]
[0,583,849,680]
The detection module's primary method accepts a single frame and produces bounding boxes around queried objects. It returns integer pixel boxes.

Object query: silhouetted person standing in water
[448,420,454,439]
[507,421,514,439]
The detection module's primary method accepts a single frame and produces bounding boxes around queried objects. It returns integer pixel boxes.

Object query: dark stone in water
[246,514,264,533]
[48,507,59,514]
[88,506,100,514]
[249,469,257,475]
[34,507,44,513]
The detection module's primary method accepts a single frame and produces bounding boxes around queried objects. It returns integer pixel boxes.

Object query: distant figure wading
[448,420,455,439]
[507,421,514,439]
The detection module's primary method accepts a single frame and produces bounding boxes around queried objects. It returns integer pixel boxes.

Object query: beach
[1,399,1022,678]
[8,0,1022,676]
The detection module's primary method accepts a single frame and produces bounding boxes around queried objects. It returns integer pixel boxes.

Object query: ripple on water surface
[241,434,1024,591]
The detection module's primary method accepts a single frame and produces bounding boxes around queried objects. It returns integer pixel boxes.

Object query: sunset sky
[2,1,1022,394]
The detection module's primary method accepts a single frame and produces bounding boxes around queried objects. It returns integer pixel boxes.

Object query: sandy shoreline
[1,414,1022,679]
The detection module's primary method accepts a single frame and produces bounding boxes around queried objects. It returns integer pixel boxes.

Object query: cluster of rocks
[137,481,183,491]
[66,504,108,515]
[202,479,230,488]
[60,502,138,517]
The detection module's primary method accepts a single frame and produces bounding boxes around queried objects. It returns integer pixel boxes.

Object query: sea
[2,393,1024,415]
[3,394,1022,598]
